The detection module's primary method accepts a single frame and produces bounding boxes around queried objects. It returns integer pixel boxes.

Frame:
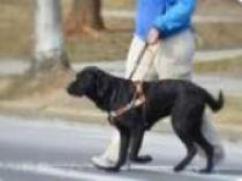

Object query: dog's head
[67,66,99,97]
[67,66,109,98]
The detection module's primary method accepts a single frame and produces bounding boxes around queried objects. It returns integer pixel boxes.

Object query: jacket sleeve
[153,0,197,35]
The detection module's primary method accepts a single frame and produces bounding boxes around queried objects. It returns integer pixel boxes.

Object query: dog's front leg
[129,128,153,163]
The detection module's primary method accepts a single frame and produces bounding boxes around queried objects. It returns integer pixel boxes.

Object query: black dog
[67,66,224,173]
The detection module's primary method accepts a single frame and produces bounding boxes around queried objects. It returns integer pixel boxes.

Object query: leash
[108,42,151,124]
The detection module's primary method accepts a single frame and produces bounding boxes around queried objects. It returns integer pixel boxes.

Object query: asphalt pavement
[0,116,242,181]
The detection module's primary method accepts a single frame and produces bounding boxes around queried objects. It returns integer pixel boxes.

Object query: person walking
[92,0,225,169]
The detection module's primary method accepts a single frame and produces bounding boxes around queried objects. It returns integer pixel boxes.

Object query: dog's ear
[96,71,110,98]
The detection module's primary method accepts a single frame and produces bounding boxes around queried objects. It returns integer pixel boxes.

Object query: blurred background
[0,0,241,138]
[0,1,242,180]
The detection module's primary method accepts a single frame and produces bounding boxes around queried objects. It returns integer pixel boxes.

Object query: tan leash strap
[108,42,159,122]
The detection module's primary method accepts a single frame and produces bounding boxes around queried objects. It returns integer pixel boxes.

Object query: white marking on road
[1,162,242,181]
[129,164,242,181]
[0,162,141,181]
[55,163,242,181]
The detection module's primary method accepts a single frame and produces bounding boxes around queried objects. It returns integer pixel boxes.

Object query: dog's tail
[204,90,224,112]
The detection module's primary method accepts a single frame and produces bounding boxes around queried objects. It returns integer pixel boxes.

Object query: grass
[0,1,242,62]
[66,21,242,62]
[217,96,242,125]
[102,0,135,10]
[0,0,33,58]
[194,56,242,76]
[197,0,242,16]
[67,18,134,62]
[196,23,242,50]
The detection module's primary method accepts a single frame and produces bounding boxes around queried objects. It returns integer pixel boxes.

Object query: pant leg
[154,29,224,163]
[125,36,146,79]
[154,29,195,80]
[125,36,160,81]
[97,128,120,163]
[202,110,225,164]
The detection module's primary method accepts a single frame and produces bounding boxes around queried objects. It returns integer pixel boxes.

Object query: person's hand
[147,27,160,45]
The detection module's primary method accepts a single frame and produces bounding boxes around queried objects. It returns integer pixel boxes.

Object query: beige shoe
[91,154,117,168]
[91,130,120,169]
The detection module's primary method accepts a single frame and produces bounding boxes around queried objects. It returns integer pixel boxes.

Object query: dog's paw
[103,167,120,172]
[94,164,120,172]
[198,168,212,174]
[173,164,184,172]
[130,155,153,164]
[191,168,212,174]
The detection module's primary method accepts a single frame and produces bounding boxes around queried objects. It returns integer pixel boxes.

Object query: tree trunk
[32,0,70,75]
[65,0,105,37]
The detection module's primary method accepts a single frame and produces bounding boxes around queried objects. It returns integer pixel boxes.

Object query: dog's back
[145,79,224,112]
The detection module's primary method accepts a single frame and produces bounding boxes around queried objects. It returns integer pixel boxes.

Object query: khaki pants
[125,30,194,80]
[98,30,224,164]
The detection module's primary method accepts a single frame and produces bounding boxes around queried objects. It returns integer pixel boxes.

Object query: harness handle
[108,43,149,123]
[108,42,158,123]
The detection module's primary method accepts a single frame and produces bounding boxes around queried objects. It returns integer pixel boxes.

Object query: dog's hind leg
[129,128,153,164]
[172,112,198,172]
[173,130,197,172]
[194,129,214,173]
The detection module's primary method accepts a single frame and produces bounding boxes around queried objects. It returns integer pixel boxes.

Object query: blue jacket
[135,0,197,40]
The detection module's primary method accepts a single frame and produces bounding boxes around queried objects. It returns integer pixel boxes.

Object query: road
[0,116,242,181]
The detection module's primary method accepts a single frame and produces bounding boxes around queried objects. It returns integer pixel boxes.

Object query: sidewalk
[102,10,242,23]
[74,61,242,96]
[1,58,241,96]
[1,48,242,75]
